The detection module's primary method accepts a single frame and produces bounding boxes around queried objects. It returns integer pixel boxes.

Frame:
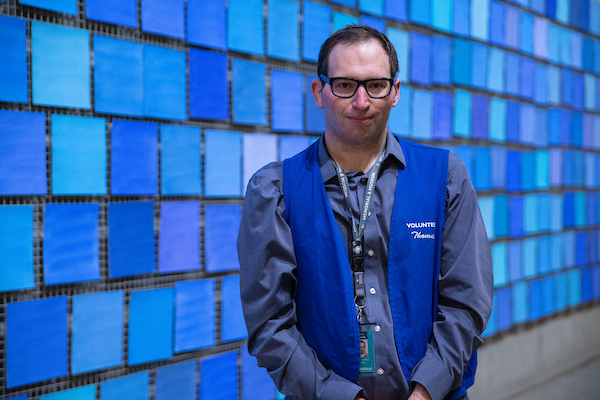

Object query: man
[238,25,493,400]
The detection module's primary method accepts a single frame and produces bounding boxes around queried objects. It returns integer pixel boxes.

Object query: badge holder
[359,322,377,374]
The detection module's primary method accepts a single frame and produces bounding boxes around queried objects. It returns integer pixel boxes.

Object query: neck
[324,134,386,173]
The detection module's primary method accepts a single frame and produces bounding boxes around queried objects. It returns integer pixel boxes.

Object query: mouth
[347,116,373,124]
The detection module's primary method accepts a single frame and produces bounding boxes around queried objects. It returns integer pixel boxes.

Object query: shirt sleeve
[237,162,363,400]
[410,153,494,400]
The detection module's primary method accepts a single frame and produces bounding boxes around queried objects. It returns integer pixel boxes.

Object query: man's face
[311,40,401,149]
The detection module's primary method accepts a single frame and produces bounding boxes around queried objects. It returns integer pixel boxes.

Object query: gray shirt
[238,131,493,400]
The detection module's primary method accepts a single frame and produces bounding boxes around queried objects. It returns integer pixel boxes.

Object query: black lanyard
[330,147,386,320]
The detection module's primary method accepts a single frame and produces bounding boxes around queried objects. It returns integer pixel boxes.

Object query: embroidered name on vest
[406,222,436,240]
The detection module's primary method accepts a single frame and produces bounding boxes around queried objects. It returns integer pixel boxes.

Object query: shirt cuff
[410,353,453,400]
[319,373,363,400]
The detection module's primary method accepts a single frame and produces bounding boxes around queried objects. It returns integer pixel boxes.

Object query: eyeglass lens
[331,78,392,98]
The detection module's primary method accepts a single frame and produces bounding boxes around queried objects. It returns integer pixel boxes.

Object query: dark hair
[317,25,399,79]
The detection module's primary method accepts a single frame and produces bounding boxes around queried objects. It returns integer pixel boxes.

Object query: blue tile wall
[1,0,600,398]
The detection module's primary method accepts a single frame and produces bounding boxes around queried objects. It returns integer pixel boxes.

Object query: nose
[352,85,370,110]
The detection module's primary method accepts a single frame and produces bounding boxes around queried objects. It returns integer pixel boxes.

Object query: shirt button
[377,368,384,375]
[370,287,377,295]
[368,249,375,257]
[360,177,368,185]
[374,325,381,332]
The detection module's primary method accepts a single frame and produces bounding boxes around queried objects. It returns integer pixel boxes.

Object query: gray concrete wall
[469,303,600,400]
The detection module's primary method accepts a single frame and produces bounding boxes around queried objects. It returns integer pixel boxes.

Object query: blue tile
[188,0,226,49]
[303,2,331,61]
[267,0,300,61]
[0,16,27,103]
[158,201,201,273]
[161,125,202,195]
[508,240,522,281]
[51,115,107,195]
[190,49,229,120]
[31,22,90,108]
[506,150,521,192]
[205,205,241,273]
[433,91,452,140]
[222,275,247,342]
[200,352,238,400]
[128,288,174,365]
[497,287,512,331]
[453,0,470,35]
[108,201,156,278]
[232,60,267,125]
[156,361,197,400]
[141,0,184,39]
[101,372,149,400]
[432,35,451,85]
[93,36,143,116]
[509,195,524,238]
[43,203,100,285]
[143,45,186,120]
[175,280,215,352]
[494,195,509,237]
[0,110,47,195]
[410,0,430,25]
[489,1,505,45]
[410,33,431,85]
[272,70,303,131]
[86,0,137,27]
[228,0,264,54]
[471,43,488,89]
[111,119,158,195]
[6,297,68,388]
[72,292,123,374]
[453,38,471,86]
[205,130,242,197]
[0,206,34,292]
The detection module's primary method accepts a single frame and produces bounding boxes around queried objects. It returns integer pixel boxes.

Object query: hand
[407,383,432,400]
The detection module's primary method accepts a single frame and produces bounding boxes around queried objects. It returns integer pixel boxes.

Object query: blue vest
[282,136,476,399]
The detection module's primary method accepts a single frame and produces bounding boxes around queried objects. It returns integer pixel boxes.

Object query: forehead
[327,40,390,78]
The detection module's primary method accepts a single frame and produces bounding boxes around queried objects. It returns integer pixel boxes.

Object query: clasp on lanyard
[354,270,367,322]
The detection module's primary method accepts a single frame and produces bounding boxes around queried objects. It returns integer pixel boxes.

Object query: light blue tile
[492,242,508,287]
[412,90,432,139]
[470,0,489,41]
[522,237,538,278]
[333,12,359,31]
[31,22,90,108]
[228,0,264,55]
[128,289,174,365]
[387,28,409,82]
[41,386,95,400]
[478,197,495,241]
[51,115,106,195]
[205,130,242,197]
[267,0,300,61]
[72,292,123,374]
[453,89,472,137]
[512,281,528,324]
[0,206,34,292]
[487,48,504,93]
[568,269,582,306]
[489,98,507,142]
[431,0,452,32]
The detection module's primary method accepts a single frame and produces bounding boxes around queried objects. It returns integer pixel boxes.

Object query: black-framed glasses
[320,74,394,99]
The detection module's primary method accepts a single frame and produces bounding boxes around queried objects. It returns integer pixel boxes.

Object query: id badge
[359,323,377,373]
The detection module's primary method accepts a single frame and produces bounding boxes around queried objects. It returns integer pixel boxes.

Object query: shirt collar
[317,130,406,183]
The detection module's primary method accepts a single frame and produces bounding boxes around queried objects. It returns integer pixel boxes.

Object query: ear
[391,78,401,107]
[311,78,325,109]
